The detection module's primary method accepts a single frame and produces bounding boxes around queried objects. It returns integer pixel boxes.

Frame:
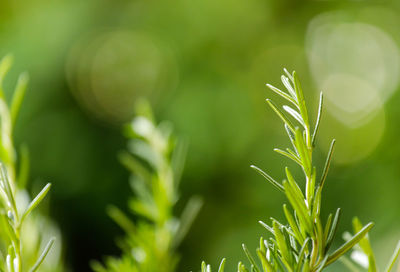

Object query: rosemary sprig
[199,70,400,271]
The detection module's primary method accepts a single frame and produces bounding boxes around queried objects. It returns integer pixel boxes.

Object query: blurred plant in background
[91,100,202,272]
[0,55,64,271]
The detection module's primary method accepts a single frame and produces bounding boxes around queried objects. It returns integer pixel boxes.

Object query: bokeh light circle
[66,30,179,124]
[306,12,400,163]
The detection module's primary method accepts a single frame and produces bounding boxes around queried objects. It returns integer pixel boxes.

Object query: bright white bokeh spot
[306,12,400,127]
[306,11,399,163]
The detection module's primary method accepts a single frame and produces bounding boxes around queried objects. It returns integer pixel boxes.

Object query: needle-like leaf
[283,105,306,128]
[274,148,302,166]
[320,139,336,189]
[266,84,298,106]
[281,75,297,100]
[242,244,261,272]
[29,238,56,272]
[384,240,400,272]
[326,222,374,267]
[218,258,226,272]
[266,99,296,133]
[325,208,341,254]
[250,165,284,192]
[312,92,323,147]
[10,72,29,127]
[20,183,52,225]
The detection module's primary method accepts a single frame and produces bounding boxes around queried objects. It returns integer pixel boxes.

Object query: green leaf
[326,222,374,267]
[325,208,341,254]
[250,165,284,192]
[274,148,301,166]
[107,205,136,234]
[324,213,333,242]
[218,258,226,272]
[368,254,377,272]
[311,92,323,147]
[268,240,286,272]
[173,196,203,248]
[0,54,13,97]
[259,221,274,236]
[315,255,329,272]
[293,128,311,176]
[282,180,312,234]
[296,238,310,272]
[266,99,295,133]
[285,168,306,208]
[284,68,294,83]
[118,151,152,183]
[315,217,325,258]
[238,261,249,272]
[242,244,260,272]
[311,186,322,220]
[281,75,297,100]
[256,248,274,272]
[352,217,375,262]
[301,259,310,272]
[0,164,18,216]
[20,183,51,225]
[272,221,292,270]
[384,240,400,272]
[319,139,336,189]
[283,204,303,245]
[293,71,309,129]
[283,106,306,128]
[285,124,296,143]
[29,237,56,272]
[10,72,29,128]
[266,83,297,106]
[7,245,16,272]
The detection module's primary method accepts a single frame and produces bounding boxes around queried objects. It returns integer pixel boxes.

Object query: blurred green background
[1,0,400,271]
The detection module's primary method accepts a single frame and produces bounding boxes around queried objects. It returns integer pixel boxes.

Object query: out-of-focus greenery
[2,0,400,271]
[91,100,201,272]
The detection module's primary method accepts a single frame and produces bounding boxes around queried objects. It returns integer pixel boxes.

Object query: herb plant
[0,55,61,272]
[92,100,202,272]
[200,70,400,272]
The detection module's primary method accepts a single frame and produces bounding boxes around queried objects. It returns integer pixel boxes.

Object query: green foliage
[0,55,62,272]
[92,100,202,272]
[199,70,400,271]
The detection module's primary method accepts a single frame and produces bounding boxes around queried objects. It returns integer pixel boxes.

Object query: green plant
[199,70,400,271]
[92,100,202,272]
[0,55,62,272]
